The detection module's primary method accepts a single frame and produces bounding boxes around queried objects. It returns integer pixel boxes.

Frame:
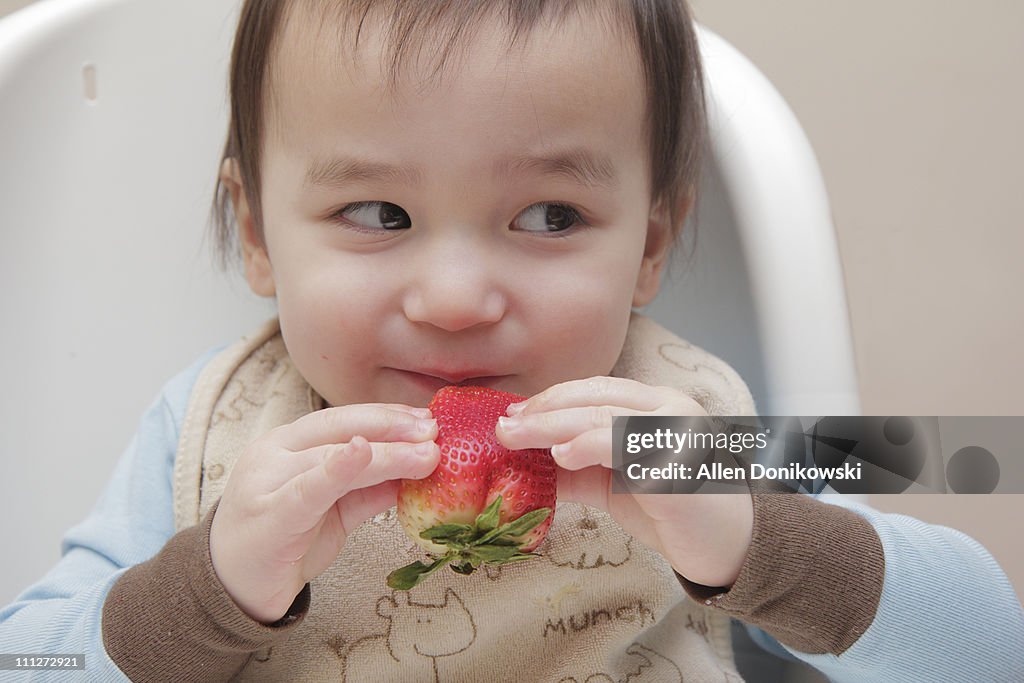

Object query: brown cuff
[677,492,884,655]
[102,500,310,682]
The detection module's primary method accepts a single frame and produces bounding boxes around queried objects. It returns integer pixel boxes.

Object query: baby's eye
[334,201,411,231]
[511,203,585,234]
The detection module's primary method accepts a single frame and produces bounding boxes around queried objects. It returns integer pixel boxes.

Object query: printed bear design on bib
[331,588,476,683]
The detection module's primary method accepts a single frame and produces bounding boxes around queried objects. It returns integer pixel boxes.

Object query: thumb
[556,466,611,513]
[335,480,405,533]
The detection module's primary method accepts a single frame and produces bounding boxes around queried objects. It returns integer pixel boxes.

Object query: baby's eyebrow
[304,156,422,189]
[496,148,618,190]
[303,147,618,190]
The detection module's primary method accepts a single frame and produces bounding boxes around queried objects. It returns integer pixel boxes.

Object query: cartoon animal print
[545,510,632,569]
[483,563,505,581]
[557,642,683,682]
[331,588,477,682]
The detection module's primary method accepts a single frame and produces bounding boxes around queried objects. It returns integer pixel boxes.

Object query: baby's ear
[220,158,276,297]
[632,195,685,307]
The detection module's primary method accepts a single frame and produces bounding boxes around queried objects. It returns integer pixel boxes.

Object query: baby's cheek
[533,294,631,382]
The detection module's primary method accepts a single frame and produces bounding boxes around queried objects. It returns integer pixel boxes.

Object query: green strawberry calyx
[386,496,551,591]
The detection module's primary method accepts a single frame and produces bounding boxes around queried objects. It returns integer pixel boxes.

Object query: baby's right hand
[209,404,439,624]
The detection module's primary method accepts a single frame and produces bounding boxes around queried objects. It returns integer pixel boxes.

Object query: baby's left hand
[496,377,752,589]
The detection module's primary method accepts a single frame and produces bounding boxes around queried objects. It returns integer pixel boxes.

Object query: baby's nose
[402,243,507,332]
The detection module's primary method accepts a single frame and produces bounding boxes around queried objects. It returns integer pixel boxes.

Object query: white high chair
[0,2,857,677]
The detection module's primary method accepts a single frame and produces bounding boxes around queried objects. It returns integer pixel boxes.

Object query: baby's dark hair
[211,0,706,265]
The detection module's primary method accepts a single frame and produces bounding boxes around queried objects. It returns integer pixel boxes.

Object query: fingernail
[416,419,437,437]
[506,402,525,416]
[409,407,432,419]
[414,441,436,457]
[498,416,519,432]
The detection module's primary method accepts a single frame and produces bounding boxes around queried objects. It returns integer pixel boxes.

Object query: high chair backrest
[644,27,860,417]
[0,0,859,607]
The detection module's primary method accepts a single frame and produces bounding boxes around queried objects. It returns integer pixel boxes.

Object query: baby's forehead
[269,0,639,100]
[259,1,651,197]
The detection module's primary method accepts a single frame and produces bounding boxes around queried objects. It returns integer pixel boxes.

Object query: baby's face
[241,8,672,407]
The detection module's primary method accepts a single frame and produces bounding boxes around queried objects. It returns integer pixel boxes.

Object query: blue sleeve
[0,351,216,682]
[744,494,1024,682]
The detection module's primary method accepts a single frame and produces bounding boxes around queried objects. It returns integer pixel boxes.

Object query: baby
[2,0,1021,681]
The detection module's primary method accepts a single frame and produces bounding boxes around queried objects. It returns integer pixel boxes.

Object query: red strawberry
[388,386,557,590]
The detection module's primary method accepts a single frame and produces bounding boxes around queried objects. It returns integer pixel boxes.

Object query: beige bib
[173,314,754,682]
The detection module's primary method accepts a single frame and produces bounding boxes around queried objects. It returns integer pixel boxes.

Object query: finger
[276,437,375,532]
[508,377,665,416]
[497,405,637,450]
[270,405,437,452]
[302,480,404,575]
[257,437,440,494]
[339,440,440,490]
[287,436,439,482]
[366,403,434,419]
[334,480,404,533]
[549,427,615,471]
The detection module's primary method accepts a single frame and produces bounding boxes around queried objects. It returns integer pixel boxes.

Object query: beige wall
[689,0,1024,602]
[0,0,33,17]
[693,0,1024,417]
[3,0,1020,607]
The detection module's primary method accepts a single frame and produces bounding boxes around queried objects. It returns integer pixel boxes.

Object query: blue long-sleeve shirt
[1,351,1022,681]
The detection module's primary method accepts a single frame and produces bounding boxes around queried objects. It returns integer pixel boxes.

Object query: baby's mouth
[394,368,511,393]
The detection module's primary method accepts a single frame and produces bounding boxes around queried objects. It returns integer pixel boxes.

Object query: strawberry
[387,385,557,590]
